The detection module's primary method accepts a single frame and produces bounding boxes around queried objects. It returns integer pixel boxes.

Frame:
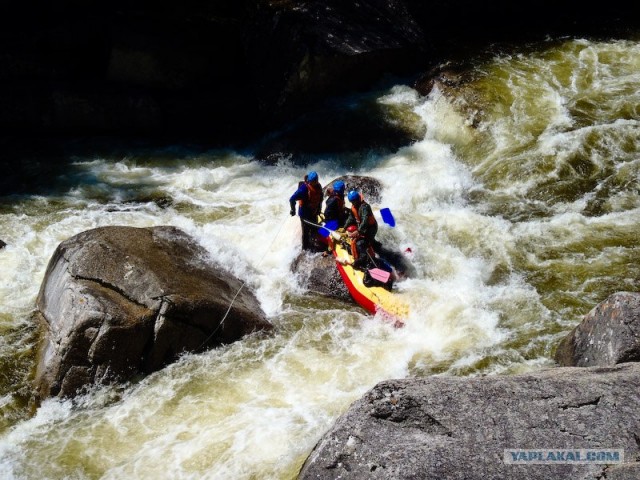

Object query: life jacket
[331,192,345,211]
[327,192,346,221]
[350,197,376,226]
[347,226,375,261]
[296,180,323,212]
[306,181,323,212]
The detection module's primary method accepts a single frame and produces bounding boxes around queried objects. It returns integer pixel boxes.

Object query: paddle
[320,220,338,238]
[301,208,395,230]
[302,219,342,240]
[364,249,392,283]
[380,208,395,227]
[369,267,391,283]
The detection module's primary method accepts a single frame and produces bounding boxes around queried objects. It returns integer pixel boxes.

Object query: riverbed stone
[292,252,351,302]
[34,225,271,399]
[555,291,640,367]
[298,363,640,479]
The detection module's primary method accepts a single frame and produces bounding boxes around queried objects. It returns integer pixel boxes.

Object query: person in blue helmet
[289,171,323,251]
[344,189,381,269]
[323,179,349,229]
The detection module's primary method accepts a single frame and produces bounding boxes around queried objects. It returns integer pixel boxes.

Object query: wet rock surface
[555,291,640,367]
[34,225,272,399]
[299,363,640,480]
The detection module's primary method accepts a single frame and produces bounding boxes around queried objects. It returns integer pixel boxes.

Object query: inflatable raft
[330,235,409,326]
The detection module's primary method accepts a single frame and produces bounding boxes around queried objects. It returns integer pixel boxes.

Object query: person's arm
[344,209,356,228]
[358,204,373,234]
[289,184,306,215]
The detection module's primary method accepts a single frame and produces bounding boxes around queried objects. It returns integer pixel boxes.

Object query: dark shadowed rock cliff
[2,1,637,196]
[1,0,636,142]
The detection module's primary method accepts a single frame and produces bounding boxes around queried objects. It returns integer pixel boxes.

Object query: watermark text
[504,449,623,464]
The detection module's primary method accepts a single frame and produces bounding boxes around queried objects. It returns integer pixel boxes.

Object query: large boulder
[331,175,383,204]
[555,291,640,367]
[299,363,640,479]
[34,225,271,399]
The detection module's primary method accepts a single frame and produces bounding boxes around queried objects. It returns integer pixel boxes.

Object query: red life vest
[306,181,323,212]
[296,180,323,212]
[350,199,376,226]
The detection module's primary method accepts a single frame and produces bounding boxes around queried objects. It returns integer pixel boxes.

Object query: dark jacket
[345,200,378,240]
[289,181,323,219]
[324,192,348,227]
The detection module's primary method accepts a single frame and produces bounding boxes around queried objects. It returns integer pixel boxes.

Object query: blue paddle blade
[325,220,338,231]
[318,220,338,238]
[380,208,395,227]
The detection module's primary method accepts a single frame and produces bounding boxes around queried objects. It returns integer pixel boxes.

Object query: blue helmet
[307,171,318,182]
[347,190,360,203]
[333,180,345,194]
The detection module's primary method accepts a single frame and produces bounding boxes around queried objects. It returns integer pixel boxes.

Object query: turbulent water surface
[1,38,639,479]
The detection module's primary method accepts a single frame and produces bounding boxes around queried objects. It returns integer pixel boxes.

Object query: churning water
[1,38,639,479]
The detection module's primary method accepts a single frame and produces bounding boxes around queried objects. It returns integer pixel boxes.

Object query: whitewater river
[1,38,639,479]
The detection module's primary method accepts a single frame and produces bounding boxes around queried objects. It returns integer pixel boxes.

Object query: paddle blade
[369,268,391,283]
[380,208,395,227]
[325,220,338,231]
[318,227,331,238]
[319,220,338,238]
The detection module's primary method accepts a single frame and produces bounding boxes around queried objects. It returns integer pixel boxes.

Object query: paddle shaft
[301,219,327,230]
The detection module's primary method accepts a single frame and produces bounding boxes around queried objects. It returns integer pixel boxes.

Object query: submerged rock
[555,291,640,367]
[299,363,640,479]
[292,251,351,302]
[0,239,5,249]
[34,225,271,399]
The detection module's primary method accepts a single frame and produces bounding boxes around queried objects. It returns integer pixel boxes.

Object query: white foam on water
[0,117,553,479]
[0,398,74,479]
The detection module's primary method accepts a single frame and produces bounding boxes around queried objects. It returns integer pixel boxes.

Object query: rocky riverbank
[298,291,640,478]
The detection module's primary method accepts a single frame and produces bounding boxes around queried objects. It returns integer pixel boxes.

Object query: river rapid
[1,37,639,479]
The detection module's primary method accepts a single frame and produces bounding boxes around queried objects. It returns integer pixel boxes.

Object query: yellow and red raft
[328,232,409,326]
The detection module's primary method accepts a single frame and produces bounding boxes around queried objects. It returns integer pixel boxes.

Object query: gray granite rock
[555,292,640,367]
[34,225,272,399]
[299,363,640,479]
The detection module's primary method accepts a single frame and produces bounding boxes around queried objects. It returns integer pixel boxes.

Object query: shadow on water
[0,135,225,200]
[1,73,425,203]
[252,76,425,167]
